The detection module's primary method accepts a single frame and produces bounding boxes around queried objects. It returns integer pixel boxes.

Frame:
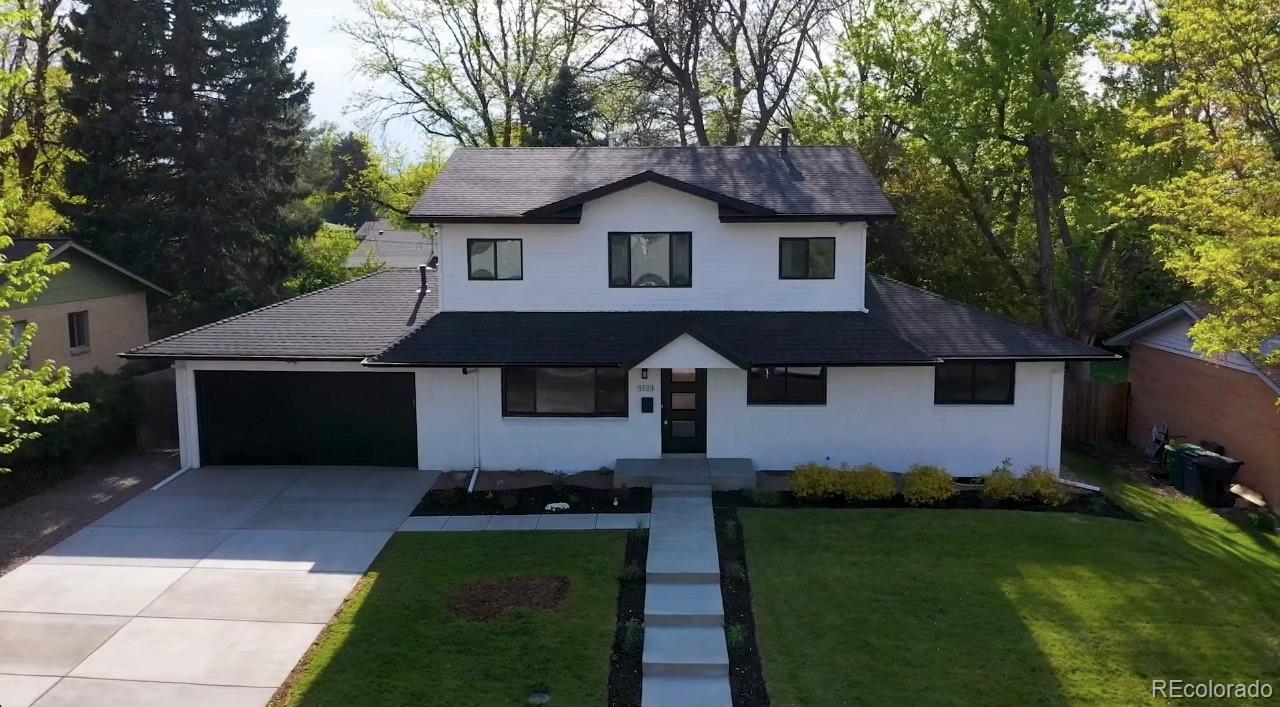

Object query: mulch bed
[714,488,1136,521]
[447,576,571,622]
[714,505,770,707]
[412,484,652,516]
[607,528,648,707]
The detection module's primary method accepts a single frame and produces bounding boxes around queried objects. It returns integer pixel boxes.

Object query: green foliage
[617,563,644,582]
[744,489,783,507]
[841,463,896,502]
[721,517,741,540]
[1021,466,1071,507]
[525,66,597,146]
[902,465,956,507]
[5,371,138,466]
[726,623,749,651]
[284,223,380,296]
[982,467,1024,503]
[790,463,843,501]
[496,492,518,512]
[621,617,644,653]
[724,561,747,586]
[1247,513,1276,533]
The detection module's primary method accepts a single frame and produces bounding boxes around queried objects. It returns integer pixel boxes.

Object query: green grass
[742,448,1280,706]
[272,532,626,707]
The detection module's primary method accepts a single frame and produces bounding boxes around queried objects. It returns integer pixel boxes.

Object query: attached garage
[195,370,418,467]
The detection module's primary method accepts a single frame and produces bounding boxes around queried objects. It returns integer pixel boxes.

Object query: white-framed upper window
[68,310,90,352]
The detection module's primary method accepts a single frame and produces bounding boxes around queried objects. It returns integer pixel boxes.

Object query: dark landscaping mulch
[714,505,770,707]
[714,487,1136,521]
[608,528,648,707]
[447,576,570,622]
[412,485,653,516]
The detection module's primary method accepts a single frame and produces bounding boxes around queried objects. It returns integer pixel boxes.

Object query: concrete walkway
[642,484,732,707]
[0,465,435,707]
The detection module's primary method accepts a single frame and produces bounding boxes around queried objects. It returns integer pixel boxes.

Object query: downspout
[472,367,482,475]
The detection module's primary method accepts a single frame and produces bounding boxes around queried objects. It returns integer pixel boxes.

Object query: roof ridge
[125,269,399,355]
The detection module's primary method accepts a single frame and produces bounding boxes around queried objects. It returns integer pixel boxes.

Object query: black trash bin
[1189,453,1244,507]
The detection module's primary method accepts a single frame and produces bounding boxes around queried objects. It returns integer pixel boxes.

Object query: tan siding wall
[1127,343,1280,511]
[6,291,150,375]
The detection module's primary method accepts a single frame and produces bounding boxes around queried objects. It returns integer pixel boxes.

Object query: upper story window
[609,232,692,288]
[468,238,523,280]
[747,366,827,405]
[934,361,1015,405]
[779,237,835,279]
[67,310,90,352]
[503,367,629,417]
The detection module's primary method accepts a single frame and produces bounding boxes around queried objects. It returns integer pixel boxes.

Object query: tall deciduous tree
[62,0,314,322]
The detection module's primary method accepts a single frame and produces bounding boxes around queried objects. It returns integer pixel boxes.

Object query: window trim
[67,310,90,353]
[501,367,630,418]
[607,231,693,288]
[933,361,1016,405]
[746,366,828,406]
[778,237,836,280]
[467,238,524,281]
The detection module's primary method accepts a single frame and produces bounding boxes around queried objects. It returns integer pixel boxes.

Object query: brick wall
[7,291,150,375]
[1128,343,1280,511]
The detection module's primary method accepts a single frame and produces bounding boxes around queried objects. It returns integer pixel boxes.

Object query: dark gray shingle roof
[125,269,438,360]
[347,221,435,268]
[411,147,895,221]
[367,310,933,368]
[866,275,1110,359]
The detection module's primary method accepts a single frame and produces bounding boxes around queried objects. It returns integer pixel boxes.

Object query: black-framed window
[609,232,691,287]
[67,310,90,351]
[747,366,827,405]
[503,367,629,417]
[779,237,835,279]
[468,239,522,280]
[934,361,1015,404]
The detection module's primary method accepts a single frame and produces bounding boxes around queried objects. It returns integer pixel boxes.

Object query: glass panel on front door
[661,369,706,453]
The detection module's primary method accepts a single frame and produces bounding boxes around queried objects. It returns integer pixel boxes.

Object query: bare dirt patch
[449,576,571,621]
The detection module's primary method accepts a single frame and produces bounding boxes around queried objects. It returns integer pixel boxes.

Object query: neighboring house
[3,238,168,375]
[125,146,1110,480]
[1105,303,1280,511]
[346,219,435,268]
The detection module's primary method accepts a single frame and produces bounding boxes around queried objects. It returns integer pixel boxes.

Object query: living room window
[779,237,835,279]
[608,232,692,287]
[934,361,1015,404]
[502,367,629,417]
[67,310,90,352]
[747,366,827,405]
[468,239,522,280]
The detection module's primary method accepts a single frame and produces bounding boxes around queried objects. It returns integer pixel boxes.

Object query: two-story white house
[126,146,1109,484]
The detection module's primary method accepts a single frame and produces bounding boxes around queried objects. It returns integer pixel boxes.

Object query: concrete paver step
[646,547,720,582]
[642,625,729,677]
[646,580,724,627]
[642,674,733,707]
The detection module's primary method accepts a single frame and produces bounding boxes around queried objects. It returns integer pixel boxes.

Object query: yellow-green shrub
[840,463,896,501]
[1021,466,1070,507]
[902,464,956,506]
[790,463,842,501]
[982,469,1023,503]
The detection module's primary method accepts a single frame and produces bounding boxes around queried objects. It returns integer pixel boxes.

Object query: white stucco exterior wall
[436,182,868,312]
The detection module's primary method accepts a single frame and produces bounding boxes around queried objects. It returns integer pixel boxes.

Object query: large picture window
[747,366,827,405]
[609,232,692,287]
[468,239,523,280]
[779,238,835,279]
[503,367,629,417]
[934,361,1015,404]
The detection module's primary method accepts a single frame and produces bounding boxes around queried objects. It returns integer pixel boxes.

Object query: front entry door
[661,368,707,453]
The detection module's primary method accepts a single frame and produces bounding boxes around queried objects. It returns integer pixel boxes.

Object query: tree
[525,65,596,146]
[284,223,381,296]
[62,0,314,323]
[324,133,378,226]
[1122,0,1280,364]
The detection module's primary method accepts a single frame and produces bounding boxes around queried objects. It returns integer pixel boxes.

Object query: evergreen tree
[525,66,596,147]
[325,133,377,226]
[62,0,313,322]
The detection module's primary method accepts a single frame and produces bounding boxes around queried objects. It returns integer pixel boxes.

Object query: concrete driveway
[0,466,436,707]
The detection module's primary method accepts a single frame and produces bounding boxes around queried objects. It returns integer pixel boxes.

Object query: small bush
[744,489,782,507]
[982,469,1023,503]
[790,463,842,501]
[628,525,649,541]
[6,371,139,467]
[496,493,518,512]
[621,617,644,652]
[902,465,956,506]
[726,623,749,651]
[1248,512,1276,533]
[1021,466,1070,507]
[721,517,741,540]
[617,563,644,582]
[723,561,747,586]
[840,463,896,502]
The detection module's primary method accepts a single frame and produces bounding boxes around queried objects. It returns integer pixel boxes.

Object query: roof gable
[2,238,169,296]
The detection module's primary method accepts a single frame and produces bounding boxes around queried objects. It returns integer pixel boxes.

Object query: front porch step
[646,580,724,627]
[642,675,733,707]
[653,483,712,498]
[642,625,730,677]
[615,458,756,490]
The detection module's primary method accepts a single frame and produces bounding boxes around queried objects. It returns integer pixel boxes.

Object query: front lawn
[272,532,626,707]
[741,449,1280,706]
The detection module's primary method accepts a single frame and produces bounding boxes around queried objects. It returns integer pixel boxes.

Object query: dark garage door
[196,371,417,466]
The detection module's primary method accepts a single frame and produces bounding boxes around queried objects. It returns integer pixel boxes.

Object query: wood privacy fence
[1063,381,1131,443]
